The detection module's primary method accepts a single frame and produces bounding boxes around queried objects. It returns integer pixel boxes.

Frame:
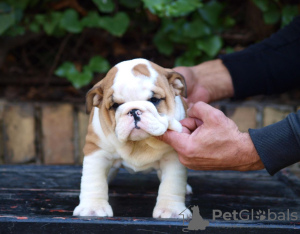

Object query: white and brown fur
[73,58,192,218]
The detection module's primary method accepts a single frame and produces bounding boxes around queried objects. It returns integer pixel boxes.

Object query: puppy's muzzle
[128,109,142,129]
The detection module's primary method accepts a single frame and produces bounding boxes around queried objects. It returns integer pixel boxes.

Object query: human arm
[164,17,300,174]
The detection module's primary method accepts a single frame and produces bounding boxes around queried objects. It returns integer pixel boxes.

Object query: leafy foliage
[153,0,234,66]
[142,0,202,17]
[55,56,110,89]
[252,0,299,26]
[0,0,299,88]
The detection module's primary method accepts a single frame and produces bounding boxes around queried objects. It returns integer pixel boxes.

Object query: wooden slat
[42,104,74,164]
[3,104,36,163]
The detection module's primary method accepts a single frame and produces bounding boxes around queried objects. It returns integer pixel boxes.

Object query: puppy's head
[86,58,186,143]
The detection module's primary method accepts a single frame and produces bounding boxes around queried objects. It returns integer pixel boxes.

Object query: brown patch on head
[148,61,187,116]
[132,64,150,77]
[149,62,186,97]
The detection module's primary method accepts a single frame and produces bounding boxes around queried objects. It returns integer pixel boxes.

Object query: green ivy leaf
[0,12,15,34]
[196,35,223,57]
[167,19,186,43]
[198,0,224,26]
[281,5,299,27]
[14,8,23,22]
[34,14,45,24]
[175,44,202,66]
[0,3,16,35]
[0,2,12,13]
[142,0,201,17]
[166,0,202,17]
[142,0,171,16]
[252,0,269,12]
[99,12,130,37]
[60,9,82,33]
[183,18,211,38]
[55,62,78,78]
[4,0,31,10]
[223,16,235,28]
[92,0,115,13]
[153,30,174,56]
[29,21,40,33]
[263,6,280,24]
[44,12,62,35]
[86,55,110,73]
[55,62,93,89]
[68,69,93,89]
[55,57,110,89]
[4,25,25,36]
[81,11,101,28]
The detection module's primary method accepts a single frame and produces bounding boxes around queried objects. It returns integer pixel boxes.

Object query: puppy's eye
[110,103,121,110]
[149,97,161,106]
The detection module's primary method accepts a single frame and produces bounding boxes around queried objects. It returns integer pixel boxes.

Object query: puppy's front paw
[153,201,192,219]
[73,200,113,217]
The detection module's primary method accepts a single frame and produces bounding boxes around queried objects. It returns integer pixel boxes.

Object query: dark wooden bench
[0,165,300,233]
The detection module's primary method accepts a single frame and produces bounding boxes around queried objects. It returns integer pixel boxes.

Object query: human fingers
[156,130,190,154]
[180,118,203,133]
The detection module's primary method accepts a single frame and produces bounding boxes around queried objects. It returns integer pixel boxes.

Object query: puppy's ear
[86,84,103,114]
[165,69,187,98]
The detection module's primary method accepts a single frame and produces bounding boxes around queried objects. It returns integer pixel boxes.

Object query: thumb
[156,130,190,153]
[187,101,218,122]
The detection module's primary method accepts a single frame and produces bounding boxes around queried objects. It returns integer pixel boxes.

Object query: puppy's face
[86,59,186,143]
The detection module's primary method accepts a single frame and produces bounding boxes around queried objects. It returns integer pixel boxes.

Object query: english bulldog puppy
[73,58,192,218]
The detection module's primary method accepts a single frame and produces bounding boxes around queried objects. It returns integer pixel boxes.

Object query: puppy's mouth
[128,127,150,141]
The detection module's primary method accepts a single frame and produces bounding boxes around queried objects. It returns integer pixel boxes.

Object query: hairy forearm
[236,132,265,171]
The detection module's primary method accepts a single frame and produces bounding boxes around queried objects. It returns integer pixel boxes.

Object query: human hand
[158,102,264,171]
[173,59,234,105]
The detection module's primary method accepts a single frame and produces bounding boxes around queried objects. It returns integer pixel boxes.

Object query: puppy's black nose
[128,109,142,122]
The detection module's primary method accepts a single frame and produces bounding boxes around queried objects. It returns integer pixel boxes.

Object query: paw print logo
[255,210,266,220]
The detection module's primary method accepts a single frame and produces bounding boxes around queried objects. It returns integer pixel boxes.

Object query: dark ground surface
[0,165,300,233]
